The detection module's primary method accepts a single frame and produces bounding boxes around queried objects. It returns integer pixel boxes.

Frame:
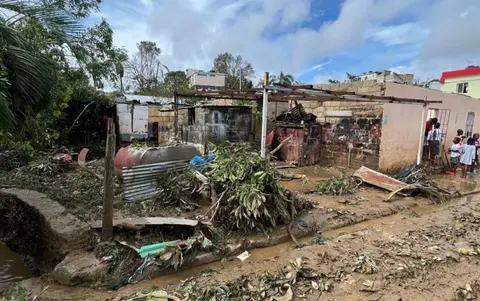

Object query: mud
[0,189,89,276]
[2,165,478,300]
[0,242,31,293]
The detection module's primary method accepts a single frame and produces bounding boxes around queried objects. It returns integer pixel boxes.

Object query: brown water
[0,242,31,291]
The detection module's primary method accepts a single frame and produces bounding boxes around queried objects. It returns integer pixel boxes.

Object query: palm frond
[1,0,84,41]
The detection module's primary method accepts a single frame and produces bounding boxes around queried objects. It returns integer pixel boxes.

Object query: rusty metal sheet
[353,166,407,192]
[90,217,199,229]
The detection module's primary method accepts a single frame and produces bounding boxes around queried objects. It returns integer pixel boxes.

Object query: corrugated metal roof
[122,160,189,201]
[124,94,172,104]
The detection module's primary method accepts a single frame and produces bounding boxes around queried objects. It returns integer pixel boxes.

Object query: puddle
[0,242,31,291]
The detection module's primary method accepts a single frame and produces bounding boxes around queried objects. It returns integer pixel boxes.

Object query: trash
[353,253,378,274]
[274,287,293,301]
[237,251,250,261]
[189,153,215,170]
[360,280,377,292]
[453,281,480,300]
[90,217,201,230]
[51,153,72,162]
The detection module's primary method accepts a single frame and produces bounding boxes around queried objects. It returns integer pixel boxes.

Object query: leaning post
[102,118,115,241]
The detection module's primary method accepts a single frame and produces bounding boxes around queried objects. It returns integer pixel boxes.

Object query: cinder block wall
[297,81,386,170]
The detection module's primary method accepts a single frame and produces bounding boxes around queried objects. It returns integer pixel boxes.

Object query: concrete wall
[116,103,149,142]
[379,103,423,173]
[307,81,384,120]
[385,83,480,146]
[440,75,480,99]
[189,72,226,88]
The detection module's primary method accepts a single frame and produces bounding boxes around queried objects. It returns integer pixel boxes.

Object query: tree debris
[312,173,362,196]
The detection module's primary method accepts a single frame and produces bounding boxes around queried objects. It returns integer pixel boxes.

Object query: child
[455,129,464,146]
[447,137,462,175]
[427,122,442,166]
[460,138,476,178]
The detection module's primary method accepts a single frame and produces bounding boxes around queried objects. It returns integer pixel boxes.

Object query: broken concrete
[53,253,109,286]
[0,189,90,275]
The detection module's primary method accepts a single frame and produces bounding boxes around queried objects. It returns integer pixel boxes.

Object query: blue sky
[90,0,480,85]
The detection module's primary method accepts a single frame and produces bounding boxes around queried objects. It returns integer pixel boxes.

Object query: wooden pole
[260,72,269,157]
[102,118,115,241]
[174,92,178,139]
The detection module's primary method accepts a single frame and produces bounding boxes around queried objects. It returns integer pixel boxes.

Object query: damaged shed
[177,81,442,173]
[269,103,323,166]
[157,104,254,147]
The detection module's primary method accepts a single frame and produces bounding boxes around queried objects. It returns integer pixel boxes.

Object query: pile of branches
[311,173,362,196]
[178,257,332,301]
[390,164,453,203]
[205,142,292,233]
[154,142,302,233]
[155,167,203,210]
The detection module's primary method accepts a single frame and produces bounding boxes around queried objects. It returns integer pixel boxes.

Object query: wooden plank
[91,217,199,229]
[353,166,407,192]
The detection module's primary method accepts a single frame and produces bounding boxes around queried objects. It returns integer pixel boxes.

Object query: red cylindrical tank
[114,145,201,180]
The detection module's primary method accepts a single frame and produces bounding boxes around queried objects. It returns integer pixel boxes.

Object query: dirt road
[13,189,479,301]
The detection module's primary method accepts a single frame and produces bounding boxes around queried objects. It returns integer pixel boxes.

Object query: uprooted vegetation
[0,149,114,221]
[311,173,362,196]
[119,257,332,301]
[155,142,306,233]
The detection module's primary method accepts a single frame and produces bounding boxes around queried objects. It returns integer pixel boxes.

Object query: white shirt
[427,129,442,141]
[451,143,462,158]
[460,145,476,165]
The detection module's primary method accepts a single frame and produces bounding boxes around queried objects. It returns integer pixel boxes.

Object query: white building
[355,70,414,85]
[186,69,226,91]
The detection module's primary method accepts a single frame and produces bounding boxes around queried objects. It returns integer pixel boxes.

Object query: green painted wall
[440,75,480,98]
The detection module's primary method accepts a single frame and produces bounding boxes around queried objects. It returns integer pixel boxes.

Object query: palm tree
[0,0,82,131]
[276,72,295,85]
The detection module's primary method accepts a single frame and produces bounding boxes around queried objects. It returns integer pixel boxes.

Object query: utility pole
[102,118,115,241]
[240,69,242,90]
[260,72,269,157]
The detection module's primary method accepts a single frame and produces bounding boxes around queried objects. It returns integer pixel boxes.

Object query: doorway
[465,112,475,138]
[427,108,451,139]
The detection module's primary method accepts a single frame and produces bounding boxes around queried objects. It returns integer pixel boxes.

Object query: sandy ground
[12,166,480,301]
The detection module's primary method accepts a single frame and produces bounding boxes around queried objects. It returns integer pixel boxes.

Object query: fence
[122,160,189,201]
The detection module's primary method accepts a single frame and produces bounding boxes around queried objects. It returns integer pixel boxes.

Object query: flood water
[0,242,31,291]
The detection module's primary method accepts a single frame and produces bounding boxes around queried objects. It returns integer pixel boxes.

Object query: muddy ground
[4,165,480,300]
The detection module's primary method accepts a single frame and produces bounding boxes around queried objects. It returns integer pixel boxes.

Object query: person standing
[424,117,438,158]
[455,129,465,146]
[427,122,442,166]
[447,137,463,175]
[470,133,480,175]
[461,138,476,178]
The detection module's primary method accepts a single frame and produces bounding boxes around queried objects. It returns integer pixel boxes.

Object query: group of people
[448,130,479,177]
[424,117,480,178]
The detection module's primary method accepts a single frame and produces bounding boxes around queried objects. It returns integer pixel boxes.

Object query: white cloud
[97,0,480,84]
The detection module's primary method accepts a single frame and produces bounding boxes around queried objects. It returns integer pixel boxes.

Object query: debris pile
[0,153,113,221]
[454,281,480,300]
[156,142,302,233]
[390,164,453,202]
[155,167,203,210]
[312,173,362,196]
[148,258,333,301]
